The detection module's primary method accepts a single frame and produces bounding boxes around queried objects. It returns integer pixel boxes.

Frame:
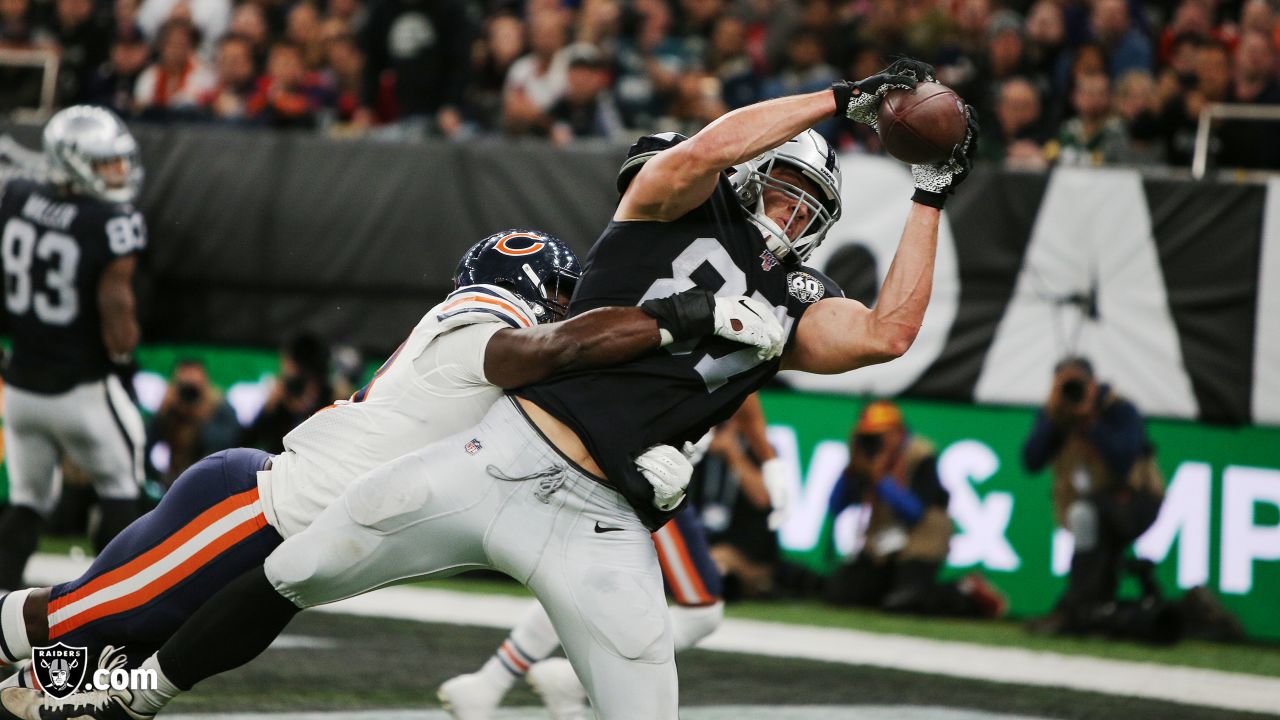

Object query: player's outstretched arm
[784,202,939,374]
[98,255,140,362]
[483,290,784,389]
[616,62,931,224]
[784,109,978,375]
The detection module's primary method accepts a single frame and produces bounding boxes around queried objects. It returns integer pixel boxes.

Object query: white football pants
[263,396,677,719]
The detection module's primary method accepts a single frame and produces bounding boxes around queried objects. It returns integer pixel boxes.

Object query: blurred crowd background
[2,0,1279,167]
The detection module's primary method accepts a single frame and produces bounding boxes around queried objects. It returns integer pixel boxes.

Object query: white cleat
[436,672,503,720]
[526,658,589,720]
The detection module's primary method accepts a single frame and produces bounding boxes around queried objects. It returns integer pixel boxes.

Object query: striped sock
[0,589,34,665]
[477,637,539,692]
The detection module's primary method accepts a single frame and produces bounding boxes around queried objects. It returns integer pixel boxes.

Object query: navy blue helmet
[454,229,582,323]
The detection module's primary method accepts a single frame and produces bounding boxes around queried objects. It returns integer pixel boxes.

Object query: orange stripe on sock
[655,524,713,606]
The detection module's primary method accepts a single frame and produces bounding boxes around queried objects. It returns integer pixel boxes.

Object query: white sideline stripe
[45,505,263,628]
[26,554,1280,715]
[163,706,1054,720]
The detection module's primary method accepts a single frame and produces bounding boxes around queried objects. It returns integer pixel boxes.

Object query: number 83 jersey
[519,159,842,530]
[0,179,146,393]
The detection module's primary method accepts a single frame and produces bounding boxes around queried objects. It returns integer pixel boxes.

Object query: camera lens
[1062,379,1086,403]
[855,434,884,456]
[177,383,201,404]
[284,376,308,398]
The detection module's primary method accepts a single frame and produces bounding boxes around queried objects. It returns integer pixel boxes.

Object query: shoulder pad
[616,132,689,194]
[433,284,539,331]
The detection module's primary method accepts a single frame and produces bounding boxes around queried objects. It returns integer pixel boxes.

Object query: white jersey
[258,284,539,537]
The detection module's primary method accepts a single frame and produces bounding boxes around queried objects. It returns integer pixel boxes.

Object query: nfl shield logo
[760,251,779,271]
[464,438,483,455]
[32,643,89,698]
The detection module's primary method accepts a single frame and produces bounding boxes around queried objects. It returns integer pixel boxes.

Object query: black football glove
[831,56,936,127]
[911,105,979,209]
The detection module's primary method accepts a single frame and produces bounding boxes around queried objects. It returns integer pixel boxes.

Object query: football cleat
[526,658,589,720]
[436,671,504,720]
[0,686,152,720]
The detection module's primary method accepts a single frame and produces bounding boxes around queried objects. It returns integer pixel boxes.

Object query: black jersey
[0,179,146,393]
[519,153,842,530]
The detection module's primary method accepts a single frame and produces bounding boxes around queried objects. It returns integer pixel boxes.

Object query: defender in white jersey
[0,229,784,698]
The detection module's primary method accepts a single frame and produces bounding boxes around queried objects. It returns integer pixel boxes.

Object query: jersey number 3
[640,237,788,393]
[3,217,80,326]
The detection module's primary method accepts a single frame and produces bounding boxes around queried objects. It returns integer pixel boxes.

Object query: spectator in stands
[113,0,144,40]
[323,31,371,131]
[502,10,570,136]
[1025,0,1068,96]
[547,45,624,144]
[286,1,325,70]
[228,1,268,62]
[325,0,365,34]
[133,18,217,118]
[1158,0,1214,67]
[762,30,838,100]
[706,14,760,110]
[1023,357,1164,636]
[85,31,151,112]
[1159,39,1232,166]
[825,401,1006,618]
[1089,0,1152,78]
[136,0,230,58]
[50,0,110,104]
[1047,72,1130,165]
[1220,32,1280,168]
[612,0,688,129]
[1239,0,1276,42]
[656,70,727,135]
[359,0,472,137]
[245,40,329,129]
[464,12,523,133]
[145,358,242,489]
[201,33,258,121]
[1113,69,1163,163]
[241,332,334,454]
[980,76,1049,169]
[0,0,50,112]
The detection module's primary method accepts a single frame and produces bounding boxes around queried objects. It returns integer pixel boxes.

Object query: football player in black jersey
[0,106,147,591]
[21,60,977,720]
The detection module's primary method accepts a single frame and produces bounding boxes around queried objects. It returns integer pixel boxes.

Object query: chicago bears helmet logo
[31,643,89,698]
[493,232,546,256]
[786,272,825,303]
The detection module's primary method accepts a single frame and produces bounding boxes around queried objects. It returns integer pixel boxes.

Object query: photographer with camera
[146,359,242,488]
[1022,356,1165,635]
[825,401,1006,617]
[241,333,334,454]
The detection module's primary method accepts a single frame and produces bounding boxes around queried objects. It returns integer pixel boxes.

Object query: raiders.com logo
[786,272,825,303]
[31,643,87,698]
[30,643,158,698]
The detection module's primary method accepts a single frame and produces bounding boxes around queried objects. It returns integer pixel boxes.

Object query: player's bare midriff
[515,396,607,479]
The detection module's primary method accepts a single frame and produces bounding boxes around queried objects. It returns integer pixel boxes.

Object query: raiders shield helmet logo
[786,272,825,304]
[32,643,89,698]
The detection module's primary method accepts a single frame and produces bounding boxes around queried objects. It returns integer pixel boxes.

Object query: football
[877,83,970,165]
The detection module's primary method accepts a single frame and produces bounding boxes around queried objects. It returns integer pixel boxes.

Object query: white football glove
[682,430,714,467]
[637,444,695,511]
[761,457,791,530]
[713,296,785,361]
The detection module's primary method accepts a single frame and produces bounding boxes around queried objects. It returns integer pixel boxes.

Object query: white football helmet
[729,129,842,264]
[43,105,143,203]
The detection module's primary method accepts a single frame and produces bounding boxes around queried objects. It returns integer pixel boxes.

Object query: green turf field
[150,613,1275,720]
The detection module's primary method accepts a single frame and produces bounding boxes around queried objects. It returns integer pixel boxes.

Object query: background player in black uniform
[25,60,977,720]
[0,106,147,591]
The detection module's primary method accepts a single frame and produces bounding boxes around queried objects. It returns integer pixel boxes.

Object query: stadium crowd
[1,0,1278,166]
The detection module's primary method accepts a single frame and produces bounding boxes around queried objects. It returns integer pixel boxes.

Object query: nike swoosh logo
[736,298,763,318]
[594,521,625,534]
